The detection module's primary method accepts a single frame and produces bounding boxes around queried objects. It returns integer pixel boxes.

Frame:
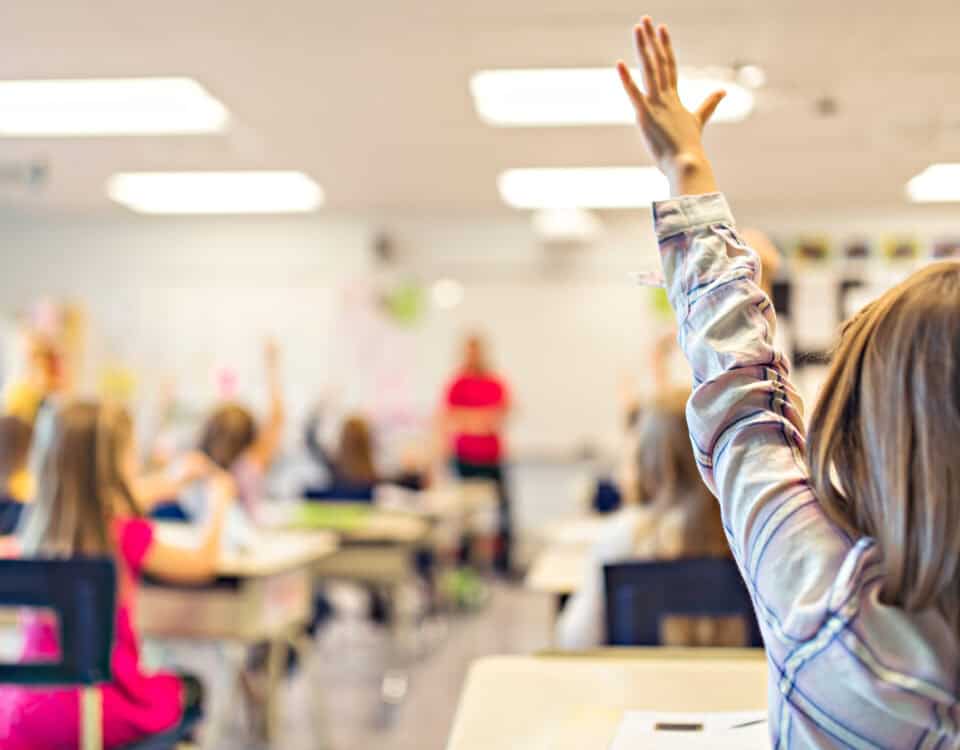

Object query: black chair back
[603,557,763,647]
[304,484,375,502]
[0,557,116,686]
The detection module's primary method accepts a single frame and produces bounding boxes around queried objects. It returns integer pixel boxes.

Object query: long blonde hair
[0,416,32,492]
[20,401,139,557]
[337,415,378,486]
[635,389,729,557]
[807,260,960,629]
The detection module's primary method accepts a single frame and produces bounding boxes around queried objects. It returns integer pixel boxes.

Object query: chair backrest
[0,557,116,685]
[305,484,375,503]
[0,498,24,536]
[603,557,763,648]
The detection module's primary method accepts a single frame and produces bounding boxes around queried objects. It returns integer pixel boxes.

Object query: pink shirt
[0,518,183,749]
[445,372,509,464]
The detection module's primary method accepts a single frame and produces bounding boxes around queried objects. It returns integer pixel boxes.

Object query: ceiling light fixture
[906,164,960,203]
[107,171,324,214]
[470,67,755,127]
[0,77,229,136]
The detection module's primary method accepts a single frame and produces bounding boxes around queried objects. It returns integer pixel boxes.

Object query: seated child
[556,389,738,649]
[0,401,234,748]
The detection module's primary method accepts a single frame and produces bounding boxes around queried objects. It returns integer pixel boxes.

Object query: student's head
[199,404,257,470]
[337,415,377,486]
[462,333,489,374]
[21,401,139,557]
[634,389,728,557]
[807,260,960,626]
[0,416,33,488]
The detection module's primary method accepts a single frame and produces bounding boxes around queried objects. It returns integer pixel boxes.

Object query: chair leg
[80,686,103,750]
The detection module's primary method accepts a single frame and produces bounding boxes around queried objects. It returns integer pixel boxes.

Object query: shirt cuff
[652,193,735,240]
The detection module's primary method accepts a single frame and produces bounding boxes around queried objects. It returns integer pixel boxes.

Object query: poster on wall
[881,236,921,263]
[793,236,832,265]
[932,239,960,259]
[842,239,872,262]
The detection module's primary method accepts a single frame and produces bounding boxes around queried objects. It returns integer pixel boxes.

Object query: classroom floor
[209,581,553,750]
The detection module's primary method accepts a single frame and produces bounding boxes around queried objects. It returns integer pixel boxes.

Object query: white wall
[0,210,670,458]
[1,203,958,459]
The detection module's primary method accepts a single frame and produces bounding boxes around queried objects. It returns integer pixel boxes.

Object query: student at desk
[198,339,285,521]
[556,390,738,650]
[615,18,960,743]
[0,401,235,749]
[304,408,426,499]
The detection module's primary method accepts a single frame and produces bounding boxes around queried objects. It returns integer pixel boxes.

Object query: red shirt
[445,372,509,464]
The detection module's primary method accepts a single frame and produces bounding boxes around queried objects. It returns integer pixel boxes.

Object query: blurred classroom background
[1,1,959,749]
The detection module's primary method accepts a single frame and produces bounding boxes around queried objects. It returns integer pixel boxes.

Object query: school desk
[138,525,338,745]
[524,544,588,606]
[445,649,769,750]
[375,480,499,524]
[539,514,610,547]
[259,500,434,715]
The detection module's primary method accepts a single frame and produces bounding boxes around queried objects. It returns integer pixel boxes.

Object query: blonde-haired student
[556,389,736,650]
[617,17,960,746]
[0,401,234,749]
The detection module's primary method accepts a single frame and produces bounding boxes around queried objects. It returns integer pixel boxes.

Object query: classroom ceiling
[1,0,959,217]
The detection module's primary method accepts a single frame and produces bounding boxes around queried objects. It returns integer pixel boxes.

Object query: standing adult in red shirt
[442,333,512,573]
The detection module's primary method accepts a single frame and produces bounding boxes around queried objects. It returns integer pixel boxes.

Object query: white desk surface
[524,545,588,596]
[446,651,769,750]
[539,515,610,547]
[377,481,497,521]
[153,523,339,578]
[346,512,429,544]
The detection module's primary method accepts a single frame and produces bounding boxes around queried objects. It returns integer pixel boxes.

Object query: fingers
[649,21,672,91]
[695,90,727,128]
[658,25,678,88]
[642,17,665,94]
[616,61,648,116]
[632,20,661,99]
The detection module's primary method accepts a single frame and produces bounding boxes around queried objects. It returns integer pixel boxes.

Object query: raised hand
[616,17,723,196]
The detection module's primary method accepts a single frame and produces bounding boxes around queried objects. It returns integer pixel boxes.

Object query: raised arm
[247,338,285,471]
[304,406,340,481]
[142,471,235,584]
[133,450,215,512]
[616,18,853,647]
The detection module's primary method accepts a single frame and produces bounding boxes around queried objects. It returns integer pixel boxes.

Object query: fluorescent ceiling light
[906,164,960,203]
[0,78,229,136]
[499,167,668,209]
[107,171,324,214]
[471,67,754,126]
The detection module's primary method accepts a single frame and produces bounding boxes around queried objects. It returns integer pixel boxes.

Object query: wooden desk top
[153,524,339,579]
[539,515,610,547]
[524,545,588,595]
[376,480,497,521]
[446,651,768,750]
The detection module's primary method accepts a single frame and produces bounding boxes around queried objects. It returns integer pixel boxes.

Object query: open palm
[616,18,725,176]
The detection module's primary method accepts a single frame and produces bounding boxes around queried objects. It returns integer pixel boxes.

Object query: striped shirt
[653,193,959,749]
